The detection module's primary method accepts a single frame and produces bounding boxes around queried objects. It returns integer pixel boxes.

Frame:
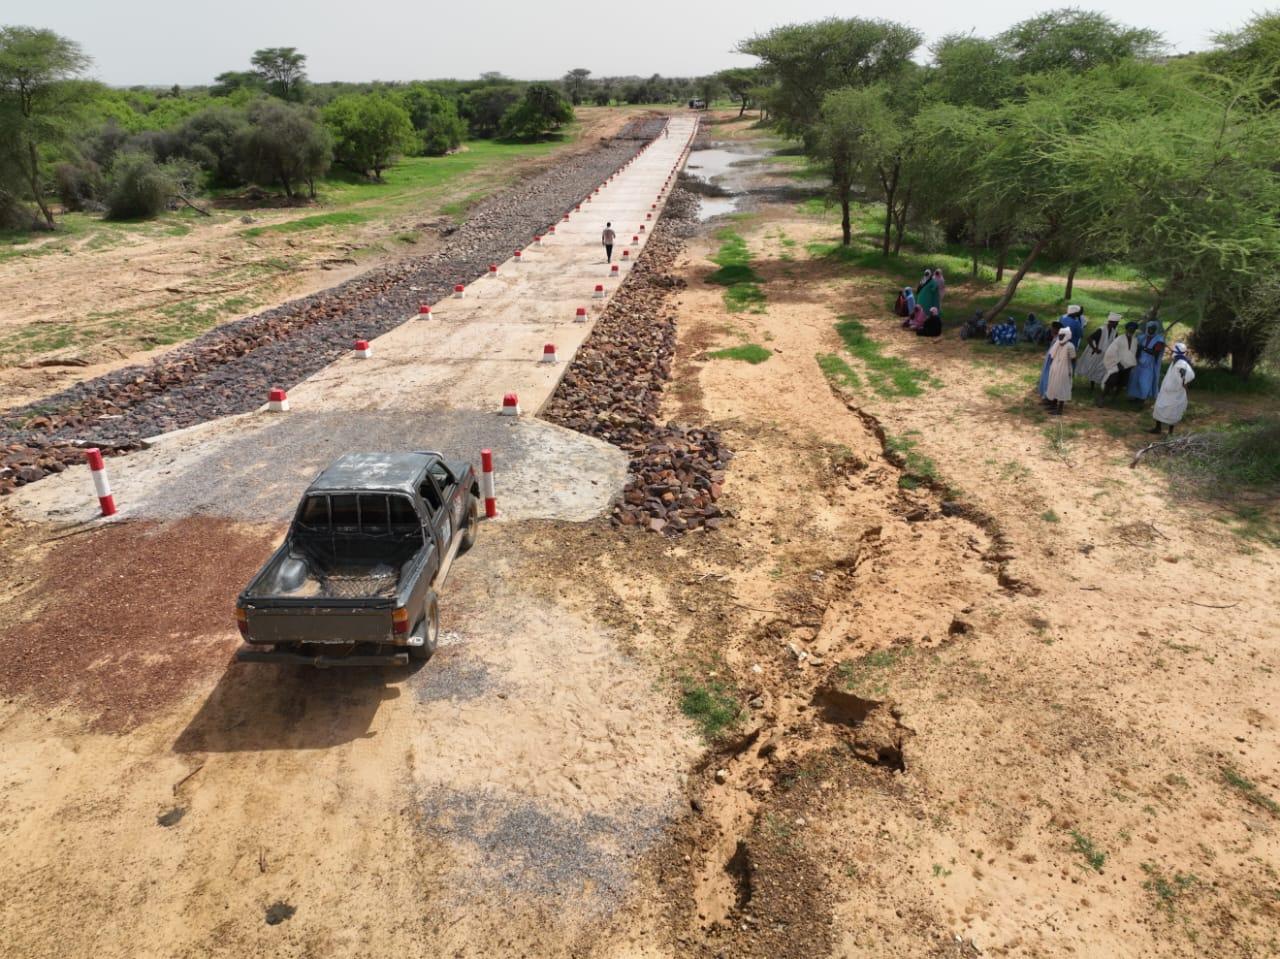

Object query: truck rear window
[299,494,418,534]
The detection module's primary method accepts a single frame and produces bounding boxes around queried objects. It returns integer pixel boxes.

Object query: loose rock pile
[0,118,666,496]
[543,187,734,534]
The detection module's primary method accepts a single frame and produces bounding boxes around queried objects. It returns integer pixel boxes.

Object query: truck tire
[459,494,479,554]
[409,592,440,662]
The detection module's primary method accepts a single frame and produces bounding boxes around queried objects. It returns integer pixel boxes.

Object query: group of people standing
[895,268,946,337]
[1038,306,1195,433]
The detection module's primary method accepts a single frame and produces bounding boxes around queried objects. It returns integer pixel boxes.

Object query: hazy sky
[22,1,1261,86]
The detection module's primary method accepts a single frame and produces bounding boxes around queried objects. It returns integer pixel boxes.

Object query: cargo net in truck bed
[316,565,400,599]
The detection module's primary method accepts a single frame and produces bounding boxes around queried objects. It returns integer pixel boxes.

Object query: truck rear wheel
[408,592,440,662]
[460,494,479,554]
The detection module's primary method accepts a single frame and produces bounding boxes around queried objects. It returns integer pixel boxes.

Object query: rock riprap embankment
[543,187,733,534]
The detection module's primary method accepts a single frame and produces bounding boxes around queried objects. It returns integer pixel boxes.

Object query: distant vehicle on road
[688,98,707,110]
[234,451,478,667]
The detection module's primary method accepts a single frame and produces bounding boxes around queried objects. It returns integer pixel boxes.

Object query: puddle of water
[685,149,753,183]
[697,196,740,221]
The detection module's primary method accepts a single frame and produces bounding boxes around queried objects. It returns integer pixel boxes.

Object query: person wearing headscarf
[916,270,940,316]
[1099,320,1139,405]
[1061,305,1085,349]
[1038,320,1064,400]
[988,315,1018,345]
[1150,343,1195,434]
[905,303,926,331]
[895,286,916,318]
[1022,312,1044,345]
[1045,327,1077,415]
[1077,312,1119,389]
[1128,319,1166,402]
[916,268,933,294]
[917,306,942,337]
[932,268,946,308]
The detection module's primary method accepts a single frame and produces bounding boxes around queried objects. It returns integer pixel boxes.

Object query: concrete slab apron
[9,117,698,526]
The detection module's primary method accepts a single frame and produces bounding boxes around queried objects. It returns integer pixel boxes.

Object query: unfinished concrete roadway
[10,115,699,527]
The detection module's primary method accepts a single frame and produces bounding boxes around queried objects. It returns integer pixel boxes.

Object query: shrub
[176,106,248,186]
[105,152,175,219]
[398,85,466,156]
[323,93,414,179]
[55,160,103,211]
[499,83,573,140]
[236,100,332,198]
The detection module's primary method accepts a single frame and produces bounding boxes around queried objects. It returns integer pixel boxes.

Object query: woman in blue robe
[1127,320,1166,402]
[1038,321,1064,399]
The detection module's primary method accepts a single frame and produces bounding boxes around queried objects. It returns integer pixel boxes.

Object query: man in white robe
[1045,327,1077,416]
[1077,312,1119,388]
[1150,343,1195,434]
[1098,320,1139,405]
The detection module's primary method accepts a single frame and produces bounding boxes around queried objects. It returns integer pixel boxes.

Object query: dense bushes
[324,94,414,179]
[236,101,331,199]
[499,84,573,140]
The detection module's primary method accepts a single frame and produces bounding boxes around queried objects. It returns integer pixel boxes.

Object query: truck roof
[305,452,439,496]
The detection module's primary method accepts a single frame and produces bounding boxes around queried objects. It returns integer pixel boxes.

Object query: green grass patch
[837,648,909,697]
[833,316,937,398]
[679,674,740,741]
[707,230,766,314]
[1141,862,1198,915]
[243,211,368,237]
[1070,830,1107,872]
[817,353,862,390]
[1189,368,1280,396]
[1041,509,1060,523]
[708,343,771,364]
[885,433,939,488]
[1221,766,1279,815]
[1147,419,1280,489]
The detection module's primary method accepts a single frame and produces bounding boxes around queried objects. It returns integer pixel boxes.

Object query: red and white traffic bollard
[541,343,558,363]
[514,249,523,263]
[267,387,289,412]
[354,339,372,358]
[548,225,557,235]
[454,284,466,299]
[593,284,605,300]
[418,304,432,319]
[575,307,587,322]
[85,448,117,517]
[501,392,521,416]
[621,249,631,261]
[480,449,497,519]
[632,235,640,244]
[610,264,620,279]
[639,224,646,232]
[488,264,499,277]
[533,234,543,246]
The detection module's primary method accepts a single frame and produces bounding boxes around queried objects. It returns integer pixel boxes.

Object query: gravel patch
[417,786,671,911]
[0,118,666,496]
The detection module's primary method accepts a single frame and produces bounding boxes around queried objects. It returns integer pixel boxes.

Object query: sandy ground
[1,112,1277,959]
[0,107,640,409]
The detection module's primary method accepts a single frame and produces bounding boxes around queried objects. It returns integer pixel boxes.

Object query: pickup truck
[235,450,479,667]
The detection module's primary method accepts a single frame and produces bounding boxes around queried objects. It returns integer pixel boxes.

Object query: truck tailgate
[245,607,392,645]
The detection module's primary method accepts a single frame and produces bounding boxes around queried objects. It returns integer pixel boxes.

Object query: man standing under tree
[602,222,616,263]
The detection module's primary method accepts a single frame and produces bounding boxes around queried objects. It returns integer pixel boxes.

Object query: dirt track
[1,113,1278,959]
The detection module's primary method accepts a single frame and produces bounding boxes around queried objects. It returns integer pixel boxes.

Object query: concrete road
[12,117,699,526]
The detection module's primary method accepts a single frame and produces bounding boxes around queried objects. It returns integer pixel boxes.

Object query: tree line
[736,9,1280,378]
[0,34,577,226]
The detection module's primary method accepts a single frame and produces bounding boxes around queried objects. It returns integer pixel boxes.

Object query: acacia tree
[562,68,592,105]
[0,27,91,228]
[499,84,573,140]
[1056,71,1280,376]
[237,100,331,199]
[810,86,896,246]
[997,8,1163,75]
[251,47,307,100]
[717,67,762,117]
[324,93,414,179]
[738,18,921,136]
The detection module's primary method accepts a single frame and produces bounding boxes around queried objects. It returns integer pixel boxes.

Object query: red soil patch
[0,518,281,732]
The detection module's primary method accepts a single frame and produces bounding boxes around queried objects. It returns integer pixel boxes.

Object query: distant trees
[236,100,331,198]
[324,93,413,179]
[499,83,573,140]
[398,84,465,155]
[562,68,592,105]
[717,67,763,117]
[250,47,307,100]
[463,84,522,138]
[0,26,92,227]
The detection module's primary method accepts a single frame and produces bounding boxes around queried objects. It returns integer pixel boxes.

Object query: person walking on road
[602,222,616,263]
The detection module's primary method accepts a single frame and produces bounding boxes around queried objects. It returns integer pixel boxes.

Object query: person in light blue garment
[1128,319,1166,403]
[1038,320,1064,400]
[1061,304,1085,348]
